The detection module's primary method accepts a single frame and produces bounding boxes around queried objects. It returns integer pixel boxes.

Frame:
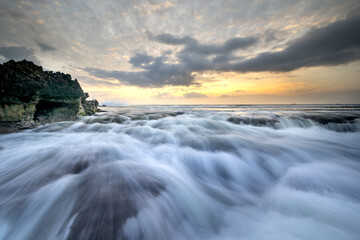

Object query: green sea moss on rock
[0,60,100,132]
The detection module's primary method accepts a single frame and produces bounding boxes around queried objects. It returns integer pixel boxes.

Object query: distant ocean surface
[0,104,360,240]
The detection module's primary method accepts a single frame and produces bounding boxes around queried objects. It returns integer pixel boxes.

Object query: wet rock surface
[0,60,100,132]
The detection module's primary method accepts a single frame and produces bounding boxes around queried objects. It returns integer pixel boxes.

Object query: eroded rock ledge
[0,60,100,133]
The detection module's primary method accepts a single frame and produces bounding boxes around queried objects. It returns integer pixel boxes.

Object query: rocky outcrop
[0,60,100,132]
[82,99,99,116]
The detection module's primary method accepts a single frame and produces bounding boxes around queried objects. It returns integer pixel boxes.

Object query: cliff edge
[0,60,100,132]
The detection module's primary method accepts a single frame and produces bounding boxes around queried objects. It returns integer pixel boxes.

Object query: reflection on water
[0,105,359,240]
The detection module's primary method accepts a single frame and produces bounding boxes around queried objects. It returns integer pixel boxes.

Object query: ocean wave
[0,105,359,239]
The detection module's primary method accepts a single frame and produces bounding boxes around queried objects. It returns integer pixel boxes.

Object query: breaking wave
[0,105,359,240]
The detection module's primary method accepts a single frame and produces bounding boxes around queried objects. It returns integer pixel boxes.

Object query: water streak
[0,105,359,240]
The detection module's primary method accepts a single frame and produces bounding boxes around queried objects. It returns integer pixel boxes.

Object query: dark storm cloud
[148,33,196,46]
[231,16,360,72]
[129,53,154,67]
[185,37,258,55]
[85,64,195,88]
[83,11,360,88]
[85,47,196,87]
[0,46,39,64]
[37,41,56,52]
[85,34,258,87]
[149,32,258,55]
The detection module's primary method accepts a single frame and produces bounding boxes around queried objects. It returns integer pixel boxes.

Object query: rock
[81,97,101,115]
[0,60,100,132]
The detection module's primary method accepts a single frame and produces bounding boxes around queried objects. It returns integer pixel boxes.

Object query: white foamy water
[0,105,359,240]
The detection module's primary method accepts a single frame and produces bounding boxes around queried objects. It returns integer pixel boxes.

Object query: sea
[0,104,359,240]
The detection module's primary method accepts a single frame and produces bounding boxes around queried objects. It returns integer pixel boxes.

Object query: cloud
[77,76,118,87]
[36,41,56,52]
[148,32,258,55]
[152,92,177,99]
[183,92,207,98]
[129,53,154,67]
[230,16,360,72]
[84,65,195,88]
[148,32,196,46]
[159,15,360,74]
[84,33,258,87]
[85,16,360,88]
[0,46,40,64]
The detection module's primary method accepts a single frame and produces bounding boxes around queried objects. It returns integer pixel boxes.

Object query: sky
[0,0,360,105]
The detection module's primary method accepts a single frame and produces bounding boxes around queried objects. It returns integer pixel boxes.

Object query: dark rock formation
[82,99,99,116]
[0,60,100,132]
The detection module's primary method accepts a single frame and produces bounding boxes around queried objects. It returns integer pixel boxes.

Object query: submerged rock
[0,59,100,132]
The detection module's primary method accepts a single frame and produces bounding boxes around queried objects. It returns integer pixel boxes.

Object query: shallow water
[0,105,360,240]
